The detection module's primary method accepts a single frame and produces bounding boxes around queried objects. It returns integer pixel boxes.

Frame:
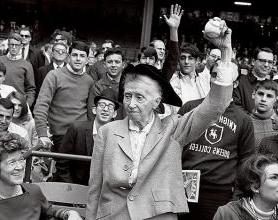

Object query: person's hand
[203,17,232,50]
[67,210,83,220]
[164,4,184,29]
[39,137,53,150]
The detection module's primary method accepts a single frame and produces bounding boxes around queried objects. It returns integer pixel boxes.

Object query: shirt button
[123,165,129,171]
[129,195,135,201]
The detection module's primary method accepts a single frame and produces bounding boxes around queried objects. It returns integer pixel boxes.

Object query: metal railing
[24,150,92,183]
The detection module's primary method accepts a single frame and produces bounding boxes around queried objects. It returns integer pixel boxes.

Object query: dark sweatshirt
[179,100,255,189]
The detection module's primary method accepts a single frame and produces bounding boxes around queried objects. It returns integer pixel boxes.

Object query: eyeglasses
[257,58,274,65]
[53,48,67,55]
[97,102,115,110]
[8,43,21,48]
[20,34,31,38]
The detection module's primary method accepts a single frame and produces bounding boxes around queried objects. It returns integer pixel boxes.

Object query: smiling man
[54,88,119,185]
[88,47,125,120]
[34,41,94,152]
[233,47,274,113]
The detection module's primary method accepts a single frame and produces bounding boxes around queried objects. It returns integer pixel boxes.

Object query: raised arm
[174,18,237,145]
[162,4,183,81]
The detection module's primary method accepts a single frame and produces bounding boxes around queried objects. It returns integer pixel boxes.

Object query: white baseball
[204,19,224,38]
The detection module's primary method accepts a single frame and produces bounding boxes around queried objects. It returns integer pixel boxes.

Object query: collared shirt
[128,113,155,186]
[53,62,65,69]
[171,71,209,105]
[92,120,97,138]
[22,44,29,60]
[66,64,86,75]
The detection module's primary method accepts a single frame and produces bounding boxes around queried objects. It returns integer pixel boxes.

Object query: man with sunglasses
[233,47,274,113]
[53,88,119,185]
[0,33,35,107]
[19,27,33,61]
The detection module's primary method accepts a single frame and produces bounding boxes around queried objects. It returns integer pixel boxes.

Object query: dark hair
[253,47,273,60]
[104,48,124,61]
[19,26,32,35]
[236,154,278,198]
[254,80,278,96]
[0,62,6,75]
[102,39,114,48]
[0,98,14,112]
[69,41,89,56]
[0,132,29,157]
[7,92,29,121]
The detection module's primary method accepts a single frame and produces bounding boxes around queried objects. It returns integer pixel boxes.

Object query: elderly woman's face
[123,75,161,127]
[258,163,278,204]
[0,151,25,186]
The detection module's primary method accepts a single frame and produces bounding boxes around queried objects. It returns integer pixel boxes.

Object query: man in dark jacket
[54,88,120,185]
[233,47,274,114]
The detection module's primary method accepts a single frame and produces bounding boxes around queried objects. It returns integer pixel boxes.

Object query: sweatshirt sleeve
[24,62,36,107]
[237,113,255,166]
[34,71,57,137]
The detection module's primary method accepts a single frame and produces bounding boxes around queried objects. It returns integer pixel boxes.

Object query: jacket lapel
[86,117,95,156]
[114,117,133,161]
[141,115,164,160]
[85,127,94,155]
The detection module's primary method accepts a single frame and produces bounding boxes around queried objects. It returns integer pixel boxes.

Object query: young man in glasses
[233,47,274,114]
[0,33,35,107]
[53,88,119,185]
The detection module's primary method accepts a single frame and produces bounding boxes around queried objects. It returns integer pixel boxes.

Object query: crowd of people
[1,3,278,220]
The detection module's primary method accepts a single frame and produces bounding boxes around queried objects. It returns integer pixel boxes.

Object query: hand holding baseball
[203,17,232,50]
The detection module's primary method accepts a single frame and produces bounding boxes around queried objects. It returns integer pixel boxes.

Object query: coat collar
[114,114,164,161]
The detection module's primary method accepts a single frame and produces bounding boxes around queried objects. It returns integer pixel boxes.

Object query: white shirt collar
[66,63,86,75]
[93,120,98,136]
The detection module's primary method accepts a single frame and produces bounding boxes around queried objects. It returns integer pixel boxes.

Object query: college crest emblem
[204,124,224,145]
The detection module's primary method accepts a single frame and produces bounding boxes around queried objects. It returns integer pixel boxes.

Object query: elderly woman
[0,132,82,220]
[86,6,236,220]
[213,154,278,220]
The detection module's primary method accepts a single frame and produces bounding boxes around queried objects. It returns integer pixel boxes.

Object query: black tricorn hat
[120,64,182,107]
[94,88,120,110]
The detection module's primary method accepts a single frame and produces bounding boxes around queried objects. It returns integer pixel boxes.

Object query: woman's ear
[153,97,162,109]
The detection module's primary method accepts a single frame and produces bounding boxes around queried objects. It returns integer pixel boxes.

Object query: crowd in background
[1,3,278,220]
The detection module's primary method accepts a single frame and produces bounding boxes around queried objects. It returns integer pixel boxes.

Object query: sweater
[180,101,255,188]
[258,135,278,155]
[251,114,278,150]
[34,66,94,137]
[0,183,72,220]
[0,55,35,106]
